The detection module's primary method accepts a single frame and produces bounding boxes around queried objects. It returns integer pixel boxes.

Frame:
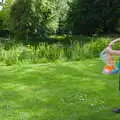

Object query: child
[102,38,120,113]
[101,38,120,74]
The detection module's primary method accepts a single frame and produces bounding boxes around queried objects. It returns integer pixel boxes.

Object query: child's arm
[110,50,120,55]
[105,46,120,55]
[109,38,120,46]
[104,38,120,55]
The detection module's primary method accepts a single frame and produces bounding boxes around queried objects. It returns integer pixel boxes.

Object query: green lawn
[0,59,120,120]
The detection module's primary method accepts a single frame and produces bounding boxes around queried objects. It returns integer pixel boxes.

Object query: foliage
[11,0,50,42]
[0,0,14,36]
[67,0,120,35]
[10,0,72,43]
[0,36,113,65]
[55,0,72,34]
[1,0,120,38]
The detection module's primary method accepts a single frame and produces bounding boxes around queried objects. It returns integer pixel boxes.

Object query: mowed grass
[0,59,120,120]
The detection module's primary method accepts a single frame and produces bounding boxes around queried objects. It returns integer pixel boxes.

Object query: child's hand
[105,46,112,53]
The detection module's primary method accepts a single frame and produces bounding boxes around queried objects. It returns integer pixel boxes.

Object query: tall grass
[0,37,113,65]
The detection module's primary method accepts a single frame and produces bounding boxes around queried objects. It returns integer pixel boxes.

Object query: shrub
[0,36,113,65]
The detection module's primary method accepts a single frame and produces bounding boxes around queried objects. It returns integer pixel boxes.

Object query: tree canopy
[67,0,120,35]
[0,0,120,40]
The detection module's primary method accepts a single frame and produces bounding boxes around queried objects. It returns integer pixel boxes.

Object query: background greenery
[0,35,116,65]
[0,1,120,120]
[0,0,120,41]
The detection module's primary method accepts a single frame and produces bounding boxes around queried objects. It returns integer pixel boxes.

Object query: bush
[0,36,114,65]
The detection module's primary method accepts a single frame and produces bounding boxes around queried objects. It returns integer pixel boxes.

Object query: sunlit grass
[0,59,120,119]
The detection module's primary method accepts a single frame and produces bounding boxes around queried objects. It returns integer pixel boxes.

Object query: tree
[10,0,73,42]
[55,0,73,34]
[11,0,70,42]
[0,0,14,37]
[67,0,120,35]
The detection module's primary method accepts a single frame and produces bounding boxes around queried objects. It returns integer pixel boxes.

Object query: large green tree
[67,0,120,35]
[10,0,71,42]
